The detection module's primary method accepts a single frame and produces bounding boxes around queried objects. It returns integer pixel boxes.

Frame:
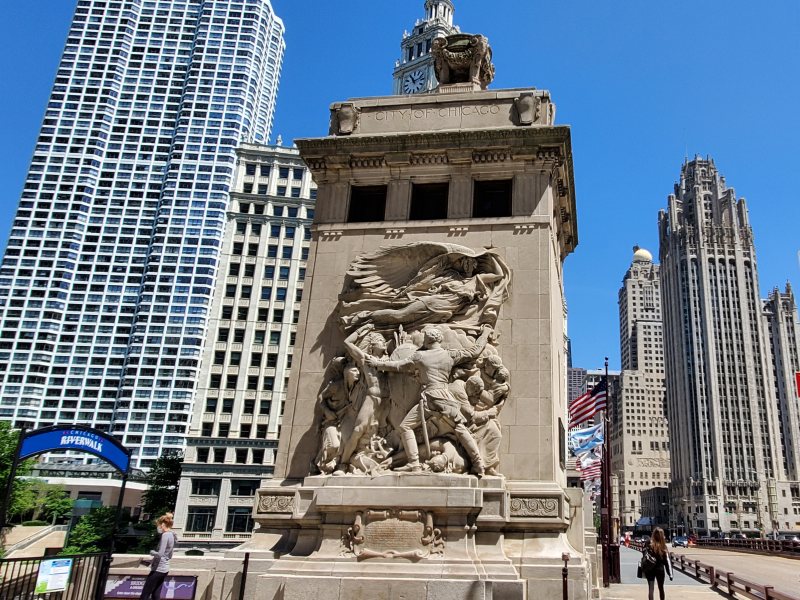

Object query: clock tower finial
[393,1,459,95]
[424,0,455,27]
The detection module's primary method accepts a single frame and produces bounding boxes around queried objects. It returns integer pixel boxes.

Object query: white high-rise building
[0,0,285,469]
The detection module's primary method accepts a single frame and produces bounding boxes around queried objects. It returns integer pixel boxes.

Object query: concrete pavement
[3,525,49,546]
[672,546,800,598]
[600,585,724,600]
[618,545,699,585]
[599,546,721,599]
[6,531,66,558]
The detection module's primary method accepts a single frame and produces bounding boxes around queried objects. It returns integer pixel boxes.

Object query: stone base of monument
[232,474,589,600]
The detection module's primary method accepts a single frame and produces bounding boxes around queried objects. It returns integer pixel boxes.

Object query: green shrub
[21,520,49,526]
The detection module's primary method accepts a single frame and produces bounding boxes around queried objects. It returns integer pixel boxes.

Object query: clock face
[403,69,427,94]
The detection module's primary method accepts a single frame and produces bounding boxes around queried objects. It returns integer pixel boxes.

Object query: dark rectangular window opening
[410,182,449,220]
[348,185,387,223]
[473,179,512,218]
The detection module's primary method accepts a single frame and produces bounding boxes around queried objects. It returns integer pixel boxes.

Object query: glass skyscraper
[0,0,285,469]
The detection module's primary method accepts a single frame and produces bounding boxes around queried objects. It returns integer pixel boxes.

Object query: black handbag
[637,560,643,579]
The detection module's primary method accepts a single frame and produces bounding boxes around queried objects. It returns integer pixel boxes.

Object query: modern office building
[567,366,587,404]
[0,0,285,469]
[611,247,670,531]
[659,157,800,535]
[392,0,459,95]
[173,143,315,544]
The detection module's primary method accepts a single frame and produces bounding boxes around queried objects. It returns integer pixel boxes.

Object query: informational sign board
[104,574,197,599]
[34,558,73,594]
[18,426,130,474]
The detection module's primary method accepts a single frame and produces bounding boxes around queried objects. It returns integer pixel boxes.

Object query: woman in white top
[139,512,177,600]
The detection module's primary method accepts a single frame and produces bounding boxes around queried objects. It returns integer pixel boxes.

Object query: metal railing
[0,552,106,600]
[695,537,800,559]
[669,552,800,600]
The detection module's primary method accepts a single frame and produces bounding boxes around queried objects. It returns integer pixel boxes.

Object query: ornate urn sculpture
[431,33,495,90]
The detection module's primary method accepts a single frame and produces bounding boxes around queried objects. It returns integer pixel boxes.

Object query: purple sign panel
[105,574,197,599]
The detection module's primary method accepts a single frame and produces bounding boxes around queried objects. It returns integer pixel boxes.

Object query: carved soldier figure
[368,325,492,475]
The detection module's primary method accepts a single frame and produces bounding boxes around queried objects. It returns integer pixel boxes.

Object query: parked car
[671,536,689,548]
[778,534,799,542]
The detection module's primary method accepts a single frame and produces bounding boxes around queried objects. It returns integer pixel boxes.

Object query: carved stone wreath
[344,509,444,560]
[257,494,295,514]
[509,497,559,518]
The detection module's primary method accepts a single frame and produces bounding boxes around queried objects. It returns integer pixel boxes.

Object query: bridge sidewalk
[598,546,721,599]
[600,584,723,599]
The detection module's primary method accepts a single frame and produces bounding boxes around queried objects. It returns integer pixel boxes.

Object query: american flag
[568,378,608,429]
[578,460,602,481]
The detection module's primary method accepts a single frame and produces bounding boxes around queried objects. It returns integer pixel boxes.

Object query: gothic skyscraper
[0,0,285,469]
[659,157,800,535]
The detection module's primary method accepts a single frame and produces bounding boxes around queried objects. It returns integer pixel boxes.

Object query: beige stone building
[173,144,316,544]
[611,248,670,531]
[762,286,800,530]
[240,59,596,596]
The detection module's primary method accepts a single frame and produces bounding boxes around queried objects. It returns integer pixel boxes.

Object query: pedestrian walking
[639,527,673,600]
[139,512,177,600]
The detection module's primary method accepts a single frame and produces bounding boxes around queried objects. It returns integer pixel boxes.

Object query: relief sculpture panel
[314,242,511,477]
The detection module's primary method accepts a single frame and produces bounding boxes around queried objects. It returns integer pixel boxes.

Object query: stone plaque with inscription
[346,510,443,560]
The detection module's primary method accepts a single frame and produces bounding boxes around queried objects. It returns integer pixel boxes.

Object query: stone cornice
[297,126,578,256]
[296,126,571,159]
[180,464,276,477]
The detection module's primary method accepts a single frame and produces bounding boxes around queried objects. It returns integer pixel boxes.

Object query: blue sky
[1,1,799,370]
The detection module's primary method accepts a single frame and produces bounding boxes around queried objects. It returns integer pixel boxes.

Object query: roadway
[672,546,800,598]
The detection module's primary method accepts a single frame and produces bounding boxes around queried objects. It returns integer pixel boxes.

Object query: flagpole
[601,356,620,585]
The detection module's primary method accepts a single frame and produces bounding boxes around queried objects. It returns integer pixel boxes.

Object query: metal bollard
[562,552,570,600]
[239,552,250,600]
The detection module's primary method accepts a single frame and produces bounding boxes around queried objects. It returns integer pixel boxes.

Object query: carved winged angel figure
[338,243,510,334]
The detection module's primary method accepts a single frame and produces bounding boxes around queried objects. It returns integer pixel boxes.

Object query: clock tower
[392,0,459,94]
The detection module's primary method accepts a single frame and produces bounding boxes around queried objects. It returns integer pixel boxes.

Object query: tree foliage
[8,480,73,523]
[42,485,74,522]
[61,506,117,555]
[141,451,183,518]
[0,422,34,526]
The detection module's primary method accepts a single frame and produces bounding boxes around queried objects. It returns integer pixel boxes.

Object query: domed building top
[632,246,653,263]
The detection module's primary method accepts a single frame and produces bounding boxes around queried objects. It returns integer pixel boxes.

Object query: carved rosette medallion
[344,510,444,559]
[257,494,295,514]
[509,497,559,518]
